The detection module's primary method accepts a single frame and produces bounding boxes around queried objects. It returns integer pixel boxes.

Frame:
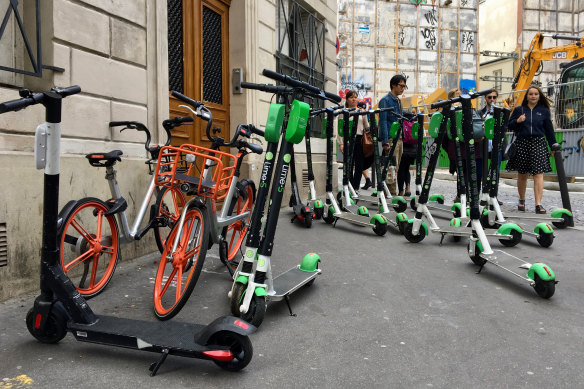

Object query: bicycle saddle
[86,150,123,167]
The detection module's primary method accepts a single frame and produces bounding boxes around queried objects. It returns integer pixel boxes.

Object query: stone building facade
[0,0,338,301]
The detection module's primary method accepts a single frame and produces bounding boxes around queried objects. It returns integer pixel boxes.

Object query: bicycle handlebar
[171,90,203,109]
[262,69,342,103]
[0,85,81,114]
[431,88,495,110]
[109,121,152,150]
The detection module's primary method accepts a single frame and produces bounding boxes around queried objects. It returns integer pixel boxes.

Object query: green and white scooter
[447,94,558,298]
[229,71,341,327]
[355,116,409,213]
[322,107,389,236]
[402,94,524,248]
[478,106,558,248]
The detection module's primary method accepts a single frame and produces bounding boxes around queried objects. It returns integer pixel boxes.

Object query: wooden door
[169,0,230,148]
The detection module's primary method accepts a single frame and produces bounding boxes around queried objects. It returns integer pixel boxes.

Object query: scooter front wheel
[230,283,266,328]
[403,222,426,243]
[468,241,486,266]
[208,331,253,371]
[533,274,555,299]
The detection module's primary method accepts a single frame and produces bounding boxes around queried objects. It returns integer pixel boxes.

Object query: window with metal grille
[276,0,327,138]
[0,223,7,267]
[167,0,184,93]
[202,6,223,104]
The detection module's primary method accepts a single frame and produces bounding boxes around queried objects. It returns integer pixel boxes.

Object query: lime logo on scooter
[258,258,265,267]
[277,154,291,192]
[260,152,274,188]
[246,250,254,258]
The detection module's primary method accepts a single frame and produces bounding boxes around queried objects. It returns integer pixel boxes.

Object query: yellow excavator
[510,33,584,111]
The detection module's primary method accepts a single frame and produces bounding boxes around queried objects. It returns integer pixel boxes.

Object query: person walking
[379,75,407,194]
[397,115,416,197]
[479,89,504,205]
[506,85,557,214]
[339,90,372,191]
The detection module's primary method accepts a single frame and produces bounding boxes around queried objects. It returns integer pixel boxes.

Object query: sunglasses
[486,96,498,100]
[397,83,408,89]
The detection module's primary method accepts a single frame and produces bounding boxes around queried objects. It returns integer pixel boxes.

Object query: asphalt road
[1,177,584,388]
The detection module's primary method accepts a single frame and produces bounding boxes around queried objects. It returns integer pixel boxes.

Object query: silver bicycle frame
[103,166,158,244]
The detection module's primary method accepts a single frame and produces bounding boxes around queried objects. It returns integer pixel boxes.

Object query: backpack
[402,120,417,145]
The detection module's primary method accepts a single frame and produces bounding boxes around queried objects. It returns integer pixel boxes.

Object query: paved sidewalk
[1,205,583,387]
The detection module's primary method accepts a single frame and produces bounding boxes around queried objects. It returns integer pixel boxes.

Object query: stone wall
[0,0,168,301]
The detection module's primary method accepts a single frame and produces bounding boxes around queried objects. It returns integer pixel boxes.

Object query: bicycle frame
[102,166,161,243]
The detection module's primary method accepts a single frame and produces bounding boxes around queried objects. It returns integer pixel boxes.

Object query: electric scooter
[448,94,558,298]
[479,107,574,236]
[1,87,255,375]
[402,93,524,248]
[229,70,342,327]
[322,107,389,236]
[478,106,557,247]
[355,114,409,213]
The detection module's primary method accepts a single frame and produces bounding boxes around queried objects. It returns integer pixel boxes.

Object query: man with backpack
[379,75,407,194]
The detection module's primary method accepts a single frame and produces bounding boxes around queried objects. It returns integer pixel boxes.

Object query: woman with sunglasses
[506,85,557,214]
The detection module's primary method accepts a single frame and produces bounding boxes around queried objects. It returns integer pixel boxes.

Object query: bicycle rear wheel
[153,204,208,320]
[222,180,255,267]
[153,185,186,253]
[59,198,120,298]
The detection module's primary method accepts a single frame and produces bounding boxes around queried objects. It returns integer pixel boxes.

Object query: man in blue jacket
[379,75,407,193]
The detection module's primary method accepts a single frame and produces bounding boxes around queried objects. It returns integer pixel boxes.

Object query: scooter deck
[499,212,561,223]
[69,314,214,352]
[427,202,456,215]
[271,267,321,301]
[438,226,510,239]
[333,212,372,227]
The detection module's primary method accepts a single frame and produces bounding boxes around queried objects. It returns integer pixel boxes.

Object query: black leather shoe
[361,179,372,190]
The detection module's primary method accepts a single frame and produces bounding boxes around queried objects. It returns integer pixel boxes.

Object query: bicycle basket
[155,144,236,201]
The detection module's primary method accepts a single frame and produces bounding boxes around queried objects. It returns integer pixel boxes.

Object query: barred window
[276,0,326,137]
[167,0,184,94]
[202,5,223,104]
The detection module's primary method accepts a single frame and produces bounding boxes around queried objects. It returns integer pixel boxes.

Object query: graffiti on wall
[461,31,474,52]
[424,7,438,26]
[340,74,372,101]
[420,28,437,50]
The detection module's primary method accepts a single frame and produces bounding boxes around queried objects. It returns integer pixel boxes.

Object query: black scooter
[0,87,255,376]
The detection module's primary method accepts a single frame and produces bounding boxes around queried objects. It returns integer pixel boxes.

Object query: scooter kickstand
[149,348,170,376]
[476,263,485,274]
[439,233,446,246]
[284,295,297,317]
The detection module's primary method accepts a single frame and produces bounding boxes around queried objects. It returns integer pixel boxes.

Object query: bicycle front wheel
[153,185,186,253]
[153,205,208,320]
[222,180,255,266]
[59,198,120,298]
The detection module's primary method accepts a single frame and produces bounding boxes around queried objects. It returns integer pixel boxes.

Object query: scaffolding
[337,0,479,105]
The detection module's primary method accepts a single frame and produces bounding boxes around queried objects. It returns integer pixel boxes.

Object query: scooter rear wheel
[533,274,555,299]
[552,213,572,230]
[536,231,554,248]
[26,308,67,344]
[208,331,253,371]
[499,229,522,247]
[230,283,266,328]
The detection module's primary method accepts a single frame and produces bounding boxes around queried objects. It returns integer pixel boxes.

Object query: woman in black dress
[506,85,557,214]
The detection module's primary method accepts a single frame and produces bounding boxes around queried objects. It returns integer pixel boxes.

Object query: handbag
[361,129,374,158]
[504,133,517,160]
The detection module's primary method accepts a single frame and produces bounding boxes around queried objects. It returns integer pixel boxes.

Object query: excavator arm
[511,33,584,106]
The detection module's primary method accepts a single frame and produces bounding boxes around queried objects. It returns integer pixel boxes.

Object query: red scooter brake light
[234,320,249,330]
[202,350,234,361]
